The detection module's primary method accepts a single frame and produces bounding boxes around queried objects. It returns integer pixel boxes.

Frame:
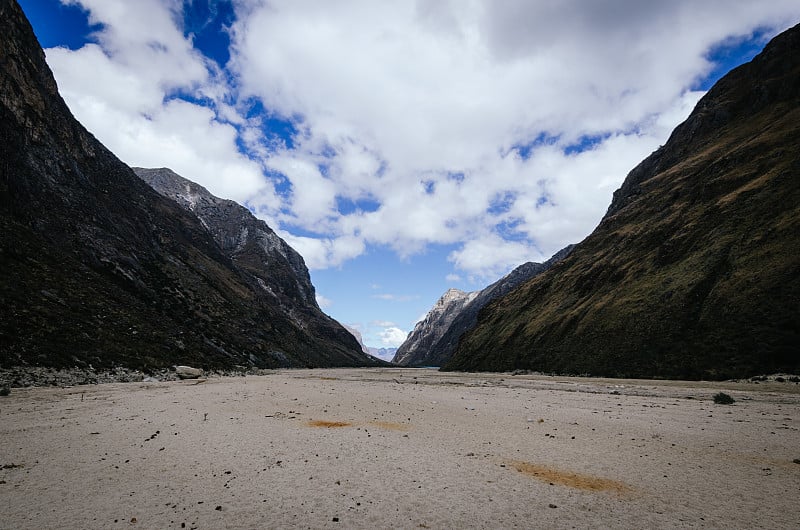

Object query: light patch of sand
[1,368,799,529]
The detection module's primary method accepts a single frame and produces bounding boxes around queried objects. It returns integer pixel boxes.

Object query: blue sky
[19,1,800,356]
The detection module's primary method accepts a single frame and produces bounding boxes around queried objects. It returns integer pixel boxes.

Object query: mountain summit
[0,0,379,370]
[445,23,800,379]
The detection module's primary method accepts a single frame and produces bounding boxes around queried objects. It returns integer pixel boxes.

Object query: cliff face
[392,289,478,366]
[445,23,800,379]
[393,246,573,367]
[134,168,316,314]
[0,0,379,370]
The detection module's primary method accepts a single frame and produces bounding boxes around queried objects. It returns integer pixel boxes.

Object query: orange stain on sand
[306,420,352,428]
[510,461,632,494]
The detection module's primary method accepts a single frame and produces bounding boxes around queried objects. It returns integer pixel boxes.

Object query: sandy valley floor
[1,368,799,529]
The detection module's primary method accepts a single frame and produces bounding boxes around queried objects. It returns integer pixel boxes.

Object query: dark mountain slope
[0,0,378,370]
[445,24,800,379]
[393,245,573,367]
[134,167,384,367]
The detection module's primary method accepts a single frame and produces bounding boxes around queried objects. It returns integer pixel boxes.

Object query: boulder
[175,366,203,379]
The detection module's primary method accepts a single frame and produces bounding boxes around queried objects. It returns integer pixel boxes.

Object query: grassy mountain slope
[445,24,800,379]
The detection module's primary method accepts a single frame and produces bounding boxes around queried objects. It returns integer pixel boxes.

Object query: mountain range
[0,0,381,371]
[2,0,797,379]
[444,23,800,379]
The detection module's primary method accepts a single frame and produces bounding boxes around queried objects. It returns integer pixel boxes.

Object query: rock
[175,366,203,379]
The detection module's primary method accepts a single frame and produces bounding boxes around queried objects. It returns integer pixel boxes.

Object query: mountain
[134,167,316,320]
[340,324,397,362]
[445,23,800,379]
[393,245,573,367]
[0,0,380,370]
[343,324,368,351]
[393,289,477,366]
[367,347,398,363]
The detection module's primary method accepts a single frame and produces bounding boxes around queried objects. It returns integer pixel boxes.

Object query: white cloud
[45,0,273,204]
[372,294,420,302]
[228,0,800,276]
[43,0,800,279]
[445,273,462,282]
[279,232,365,270]
[379,326,408,348]
[315,294,333,310]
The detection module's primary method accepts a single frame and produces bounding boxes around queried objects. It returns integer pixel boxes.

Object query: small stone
[548,504,557,509]
[215,506,222,511]
[332,517,339,522]
[793,458,800,464]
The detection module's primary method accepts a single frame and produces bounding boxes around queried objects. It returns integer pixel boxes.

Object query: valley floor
[1,368,799,529]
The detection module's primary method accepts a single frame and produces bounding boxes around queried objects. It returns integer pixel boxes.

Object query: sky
[19,0,800,357]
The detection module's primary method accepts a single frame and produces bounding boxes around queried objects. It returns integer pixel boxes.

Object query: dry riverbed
[1,368,799,529]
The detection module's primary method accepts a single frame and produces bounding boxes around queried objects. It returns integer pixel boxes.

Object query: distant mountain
[341,324,394,363]
[393,246,573,367]
[392,289,477,366]
[367,347,398,362]
[445,23,800,379]
[0,0,381,370]
[343,324,368,351]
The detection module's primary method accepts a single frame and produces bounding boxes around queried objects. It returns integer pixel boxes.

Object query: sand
[1,368,799,529]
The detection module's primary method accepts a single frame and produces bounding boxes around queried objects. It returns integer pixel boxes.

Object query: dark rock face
[393,246,573,367]
[393,288,478,366]
[134,167,316,315]
[0,0,379,370]
[445,23,800,379]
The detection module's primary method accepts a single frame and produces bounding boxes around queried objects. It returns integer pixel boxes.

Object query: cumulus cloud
[43,0,800,280]
[45,0,274,204]
[227,0,800,277]
[379,327,408,348]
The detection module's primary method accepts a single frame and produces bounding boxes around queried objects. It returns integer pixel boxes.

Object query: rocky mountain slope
[393,246,573,367]
[445,23,800,379]
[134,168,316,321]
[393,289,478,366]
[0,0,380,370]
